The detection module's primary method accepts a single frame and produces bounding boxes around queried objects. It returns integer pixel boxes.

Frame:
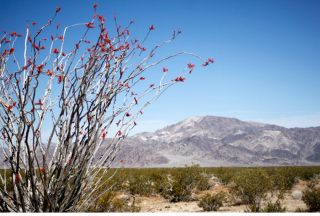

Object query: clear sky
[1,0,320,132]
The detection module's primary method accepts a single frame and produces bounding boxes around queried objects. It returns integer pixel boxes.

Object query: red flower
[86,22,94,28]
[187,63,195,69]
[102,132,107,140]
[52,48,59,54]
[139,77,145,80]
[93,3,98,10]
[202,58,214,67]
[36,64,44,73]
[125,112,131,117]
[163,67,168,73]
[32,22,37,26]
[55,6,61,13]
[58,35,64,40]
[98,15,105,24]
[47,69,54,76]
[7,102,16,112]
[174,76,185,82]
[208,57,215,63]
[117,130,122,136]
[9,48,14,55]
[57,75,63,84]
[22,65,29,70]
[39,167,45,174]
[10,32,17,37]
[33,43,40,51]
[149,25,155,31]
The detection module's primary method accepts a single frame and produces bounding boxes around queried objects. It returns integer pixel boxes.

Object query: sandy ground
[136,180,309,212]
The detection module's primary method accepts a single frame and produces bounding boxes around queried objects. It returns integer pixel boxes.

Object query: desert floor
[135,180,308,212]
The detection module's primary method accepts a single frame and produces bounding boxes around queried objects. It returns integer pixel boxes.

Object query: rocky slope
[113,116,320,167]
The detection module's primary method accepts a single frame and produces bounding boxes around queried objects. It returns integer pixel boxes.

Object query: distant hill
[113,116,320,167]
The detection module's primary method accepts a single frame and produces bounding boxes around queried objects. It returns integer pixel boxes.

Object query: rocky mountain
[113,116,320,167]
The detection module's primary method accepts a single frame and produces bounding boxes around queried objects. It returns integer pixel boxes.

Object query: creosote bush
[88,192,140,212]
[302,180,320,212]
[161,165,209,202]
[230,168,272,212]
[262,200,286,212]
[198,192,226,211]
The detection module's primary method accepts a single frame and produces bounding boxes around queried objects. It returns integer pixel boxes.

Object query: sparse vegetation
[89,192,140,212]
[262,200,286,212]
[1,166,320,212]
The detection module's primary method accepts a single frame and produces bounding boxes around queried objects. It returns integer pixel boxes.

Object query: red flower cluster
[98,15,105,24]
[202,58,215,67]
[174,76,186,82]
[47,69,54,76]
[86,22,94,28]
[53,48,59,54]
[36,64,44,73]
[9,48,14,55]
[55,7,61,13]
[149,25,155,31]
[57,75,64,84]
[7,102,16,112]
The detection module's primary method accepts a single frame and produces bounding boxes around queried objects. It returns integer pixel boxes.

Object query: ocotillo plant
[0,4,213,212]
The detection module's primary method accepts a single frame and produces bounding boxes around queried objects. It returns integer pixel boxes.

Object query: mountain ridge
[114,115,320,167]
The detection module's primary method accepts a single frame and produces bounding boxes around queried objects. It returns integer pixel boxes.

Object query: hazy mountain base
[112,116,320,167]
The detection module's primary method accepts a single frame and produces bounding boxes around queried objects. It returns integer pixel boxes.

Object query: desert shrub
[302,187,320,212]
[269,168,296,191]
[161,165,204,202]
[89,191,140,212]
[231,168,272,212]
[198,192,226,211]
[126,174,154,196]
[262,200,286,212]
[151,172,171,195]
[195,172,211,191]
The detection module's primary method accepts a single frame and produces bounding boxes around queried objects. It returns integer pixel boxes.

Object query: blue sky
[1,0,320,132]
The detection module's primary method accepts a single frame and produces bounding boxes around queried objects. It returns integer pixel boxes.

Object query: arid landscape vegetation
[83,165,320,212]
